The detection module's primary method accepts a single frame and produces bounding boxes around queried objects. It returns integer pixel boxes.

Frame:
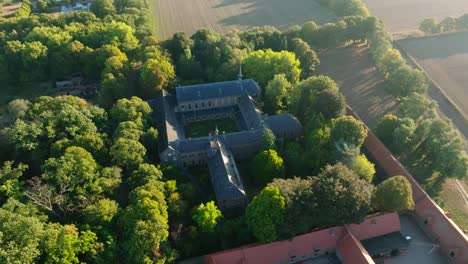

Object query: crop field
[151,0,336,39]
[362,0,468,33]
[398,32,468,119]
[316,44,398,128]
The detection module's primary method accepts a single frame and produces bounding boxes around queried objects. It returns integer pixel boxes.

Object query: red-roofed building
[337,230,375,264]
[205,213,400,264]
[349,106,468,264]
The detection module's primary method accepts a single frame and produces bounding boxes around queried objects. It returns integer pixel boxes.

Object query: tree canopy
[373,176,414,212]
[245,186,285,242]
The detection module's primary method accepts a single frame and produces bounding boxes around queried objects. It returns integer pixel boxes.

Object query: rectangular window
[208,101,212,107]
[188,104,192,110]
[202,102,205,107]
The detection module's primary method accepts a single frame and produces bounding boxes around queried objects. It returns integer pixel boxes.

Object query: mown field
[362,0,468,33]
[151,0,336,39]
[317,44,468,231]
[398,32,468,119]
[316,44,398,128]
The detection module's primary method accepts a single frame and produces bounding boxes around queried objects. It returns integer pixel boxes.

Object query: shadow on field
[399,32,468,60]
[216,0,336,30]
[317,44,399,128]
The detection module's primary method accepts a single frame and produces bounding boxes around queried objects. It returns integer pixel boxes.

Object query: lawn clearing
[152,0,336,40]
[362,0,468,33]
[185,118,238,138]
[398,32,468,120]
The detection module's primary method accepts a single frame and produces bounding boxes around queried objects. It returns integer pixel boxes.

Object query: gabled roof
[207,138,246,201]
[176,79,261,103]
[264,114,302,135]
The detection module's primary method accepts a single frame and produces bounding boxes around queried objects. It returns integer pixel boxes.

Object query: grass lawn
[185,118,238,138]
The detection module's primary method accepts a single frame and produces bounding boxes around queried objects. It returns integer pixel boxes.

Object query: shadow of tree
[215,0,336,30]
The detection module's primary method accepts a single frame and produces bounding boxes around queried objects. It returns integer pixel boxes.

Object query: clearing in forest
[151,0,336,39]
[362,0,468,33]
[398,32,468,119]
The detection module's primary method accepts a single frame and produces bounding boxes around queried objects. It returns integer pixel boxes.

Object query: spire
[238,64,243,80]
[215,125,219,135]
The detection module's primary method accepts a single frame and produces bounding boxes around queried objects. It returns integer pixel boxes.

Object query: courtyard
[185,118,238,138]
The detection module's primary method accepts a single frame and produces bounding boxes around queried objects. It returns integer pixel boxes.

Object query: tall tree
[245,186,285,242]
[192,201,222,233]
[251,150,285,185]
[373,176,414,212]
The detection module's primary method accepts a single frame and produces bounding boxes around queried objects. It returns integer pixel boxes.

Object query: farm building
[156,75,302,210]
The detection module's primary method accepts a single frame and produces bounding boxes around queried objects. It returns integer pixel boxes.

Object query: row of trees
[365,13,468,180]
[376,94,468,179]
[420,14,468,34]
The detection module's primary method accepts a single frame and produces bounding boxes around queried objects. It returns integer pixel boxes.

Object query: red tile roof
[337,230,375,264]
[205,213,399,264]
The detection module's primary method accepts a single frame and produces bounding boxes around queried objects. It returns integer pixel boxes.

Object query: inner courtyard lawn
[185,118,238,138]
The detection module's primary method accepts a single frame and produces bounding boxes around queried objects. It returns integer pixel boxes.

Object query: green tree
[245,186,285,242]
[400,93,437,121]
[373,176,414,212]
[43,224,99,264]
[90,0,116,18]
[349,154,376,182]
[264,74,291,114]
[37,0,48,12]
[260,129,276,150]
[419,18,440,34]
[310,89,345,119]
[313,163,373,226]
[288,75,340,123]
[83,198,119,226]
[192,201,222,233]
[269,178,314,238]
[330,116,367,148]
[0,199,45,264]
[243,49,301,86]
[252,149,285,185]
[375,114,399,147]
[121,180,171,264]
[387,65,427,97]
[139,58,175,98]
[110,97,152,128]
[110,138,146,169]
[7,99,30,121]
[129,163,163,189]
[289,38,319,78]
[0,161,28,205]
[439,16,457,32]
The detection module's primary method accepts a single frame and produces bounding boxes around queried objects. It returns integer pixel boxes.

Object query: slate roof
[207,138,246,201]
[265,114,302,135]
[176,79,260,103]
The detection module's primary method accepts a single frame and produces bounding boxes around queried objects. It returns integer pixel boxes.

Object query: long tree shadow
[216,0,336,30]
